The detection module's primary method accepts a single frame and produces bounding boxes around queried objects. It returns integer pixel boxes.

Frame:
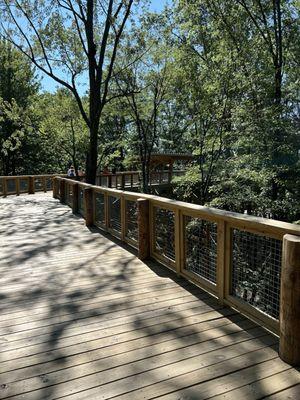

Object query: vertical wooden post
[279,234,300,366]
[121,174,125,190]
[53,178,58,198]
[72,183,79,214]
[84,187,93,227]
[105,193,109,230]
[121,195,126,241]
[16,178,20,196]
[168,162,173,184]
[137,198,150,260]
[59,179,65,203]
[42,176,47,192]
[217,220,226,305]
[175,209,181,276]
[131,173,133,188]
[3,178,7,197]
[28,176,35,194]
[108,175,112,188]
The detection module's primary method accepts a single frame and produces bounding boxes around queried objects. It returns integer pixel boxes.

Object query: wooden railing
[94,170,180,189]
[54,176,300,366]
[0,174,66,196]
[0,170,183,197]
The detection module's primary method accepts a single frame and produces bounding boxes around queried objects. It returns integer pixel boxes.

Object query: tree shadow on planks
[0,193,296,400]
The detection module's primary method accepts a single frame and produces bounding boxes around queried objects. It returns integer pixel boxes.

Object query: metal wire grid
[46,178,52,190]
[111,176,117,188]
[78,187,84,216]
[6,179,16,193]
[125,175,131,187]
[109,196,121,233]
[67,184,73,206]
[19,178,29,192]
[184,216,217,284]
[151,172,160,184]
[125,200,138,242]
[231,229,282,319]
[34,178,43,191]
[94,192,105,226]
[162,172,169,182]
[154,207,176,261]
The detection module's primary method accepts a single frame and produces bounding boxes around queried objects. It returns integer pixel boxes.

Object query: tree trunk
[86,122,98,184]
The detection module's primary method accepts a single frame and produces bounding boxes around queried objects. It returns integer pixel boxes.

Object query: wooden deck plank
[0,193,299,400]
[263,384,300,399]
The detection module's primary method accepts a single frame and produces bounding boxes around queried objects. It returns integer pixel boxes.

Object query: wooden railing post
[53,178,59,199]
[137,198,150,260]
[217,220,226,305]
[279,234,300,366]
[16,178,20,196]
[28,176,35,194]
[175,209,181,276]
[130,173,133,188]
[72,183,79,214]
[84,187,93,227]
[3,178,7,197]
[108,175,112,188]
[121,174,125,190]
[121,195,126,241]
[59,179,65,203]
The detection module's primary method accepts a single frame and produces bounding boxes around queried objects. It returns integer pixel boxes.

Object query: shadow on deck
[0,193,299,400]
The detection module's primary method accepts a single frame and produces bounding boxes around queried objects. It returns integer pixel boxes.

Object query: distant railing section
[95,170,182,189]
[0,174,65,196]
[0,169,184,197]
[53,175,300,361]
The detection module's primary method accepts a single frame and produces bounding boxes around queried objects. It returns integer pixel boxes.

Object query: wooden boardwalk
[0,193,300,400]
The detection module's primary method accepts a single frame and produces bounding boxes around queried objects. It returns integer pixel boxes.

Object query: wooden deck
[0,193,300,400]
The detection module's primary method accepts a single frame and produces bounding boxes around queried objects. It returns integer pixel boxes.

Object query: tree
[37,90,89,175]
[1,0,135,183]
[0,39,38,174]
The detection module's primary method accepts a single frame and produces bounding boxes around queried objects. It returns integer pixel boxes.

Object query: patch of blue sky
[39,0,168,94]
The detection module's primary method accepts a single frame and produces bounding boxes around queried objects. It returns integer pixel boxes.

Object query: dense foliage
[0,1,299,222]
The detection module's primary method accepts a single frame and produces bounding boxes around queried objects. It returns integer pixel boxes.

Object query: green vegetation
[0,1,299,222]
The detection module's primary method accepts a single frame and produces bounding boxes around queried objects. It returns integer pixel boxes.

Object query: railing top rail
[58,176,300,237]
[0,174,67,179]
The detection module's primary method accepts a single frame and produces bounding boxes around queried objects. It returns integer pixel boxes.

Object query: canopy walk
[0,177,300,399]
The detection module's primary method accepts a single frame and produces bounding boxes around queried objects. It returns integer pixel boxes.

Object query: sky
[40,0,168,93]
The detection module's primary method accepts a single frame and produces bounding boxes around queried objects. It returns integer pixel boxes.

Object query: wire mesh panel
[125,199,138,243]
[125,174,131,187]
[94,192,105,227]
[46,177,52,191]
[184,216,217,284]
[231,229,282,319]
[162,172,169,182]
[153,207,176,262]
[19,178,29,193]
[111,176,117,188]
[151,172,160,184]
[133,174,139,186]
[34,178,43,192]
[66,184,73,207]
[108,195,121,234]
[64,183,68,204]
[78,187,84,216]
[6,179,16,194]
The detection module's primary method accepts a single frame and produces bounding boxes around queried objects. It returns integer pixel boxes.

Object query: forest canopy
[0,0,299,222]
